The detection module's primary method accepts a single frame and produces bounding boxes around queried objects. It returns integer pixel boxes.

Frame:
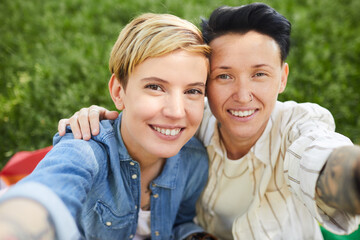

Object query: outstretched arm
[0,198,55,240]
[58,105,118,140]
[316,145,360,214]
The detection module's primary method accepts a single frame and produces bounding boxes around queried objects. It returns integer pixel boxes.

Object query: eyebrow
[252,64,274,69]
[141,77,205,87]
[141,77,167,83]
[212,66,231,70]
[210,66,231,72]
[212,64,275,71]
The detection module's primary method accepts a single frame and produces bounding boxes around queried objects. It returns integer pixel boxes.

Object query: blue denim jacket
[1,115,208,240]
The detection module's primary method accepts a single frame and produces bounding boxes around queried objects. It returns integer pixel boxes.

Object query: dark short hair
[201,3,291,62]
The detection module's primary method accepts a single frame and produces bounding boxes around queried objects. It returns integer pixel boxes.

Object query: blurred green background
[1,0,360,168]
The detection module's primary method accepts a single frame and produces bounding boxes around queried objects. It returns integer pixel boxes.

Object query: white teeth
[229,109,255,117]
[153,126,181,136]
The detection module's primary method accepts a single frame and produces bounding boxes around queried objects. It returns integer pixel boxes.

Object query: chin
[155,148,182,159]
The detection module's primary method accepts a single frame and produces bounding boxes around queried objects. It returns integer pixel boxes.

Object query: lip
[149,124,185,140]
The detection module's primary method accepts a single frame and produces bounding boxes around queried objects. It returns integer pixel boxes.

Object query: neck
[139,157,165,186]
[221,135,253,160]
[219,125,263,160]
[125,143,166,174]
[130,150,165,170]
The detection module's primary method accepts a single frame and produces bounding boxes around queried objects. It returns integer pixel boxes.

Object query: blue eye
[145,84,163,91]
[218,74,231,80]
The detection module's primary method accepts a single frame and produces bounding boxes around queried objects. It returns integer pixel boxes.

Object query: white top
[133,209,151,240]
[195,99,359,240]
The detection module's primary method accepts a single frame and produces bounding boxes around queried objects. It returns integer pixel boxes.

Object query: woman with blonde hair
[0,13,216,240]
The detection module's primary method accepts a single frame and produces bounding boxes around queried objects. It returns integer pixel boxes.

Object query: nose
[163,92,186,119]
[232,80,253,103]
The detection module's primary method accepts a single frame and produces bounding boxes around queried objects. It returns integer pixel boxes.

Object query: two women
[62,3,360,239]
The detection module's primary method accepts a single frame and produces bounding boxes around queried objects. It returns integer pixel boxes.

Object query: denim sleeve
[3,135,107,236]
[173,146,209,239]
[0,182,81,240]
[19,136,107,216]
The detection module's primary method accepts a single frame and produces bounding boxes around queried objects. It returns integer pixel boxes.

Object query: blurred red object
[0,146,52,186]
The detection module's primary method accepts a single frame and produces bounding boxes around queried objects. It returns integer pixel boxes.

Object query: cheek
[254,82,280,102]
[126,95,161,119]
[186,100,204,126]
[206,83,222,105]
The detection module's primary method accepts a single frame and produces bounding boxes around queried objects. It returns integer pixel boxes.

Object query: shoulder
[178,137,209,175]
[182,136,207,154]
[50,126,116,175]
[176,137,209,190]
[275,101,332,117]
[273,101,335,128]
[53,133,107,156]
[53,116,120,154]
[180,136,208,161]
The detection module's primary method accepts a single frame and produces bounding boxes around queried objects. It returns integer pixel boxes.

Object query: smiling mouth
[229,109,255,117]
[151,126,182,136]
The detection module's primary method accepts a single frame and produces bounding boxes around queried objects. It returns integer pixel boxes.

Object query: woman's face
[206,31,288,147]
[112,50,208,161]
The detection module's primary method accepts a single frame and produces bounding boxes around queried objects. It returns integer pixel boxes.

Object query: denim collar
[59,113,180,190]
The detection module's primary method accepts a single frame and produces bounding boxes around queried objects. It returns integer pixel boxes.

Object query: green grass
[1,0,360,168]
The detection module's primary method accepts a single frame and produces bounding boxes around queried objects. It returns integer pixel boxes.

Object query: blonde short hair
[109,13,211,89]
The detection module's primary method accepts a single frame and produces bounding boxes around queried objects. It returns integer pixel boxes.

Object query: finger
[104,110,119,120]
[58,119,70,136]
[92,105,112,120]
[89,107,118,135]
[78,108,92,140]
[69,113,82,139]
[89,108,102,136]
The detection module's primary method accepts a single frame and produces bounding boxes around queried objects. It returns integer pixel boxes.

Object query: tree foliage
[1,0,359,167]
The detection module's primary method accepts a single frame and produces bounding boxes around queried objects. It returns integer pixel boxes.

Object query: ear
[278,62,289,94]
[109,74,125,111]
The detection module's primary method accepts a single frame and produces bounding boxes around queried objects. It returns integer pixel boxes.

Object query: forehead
[209,31,282,67]
[129,50,208,84]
